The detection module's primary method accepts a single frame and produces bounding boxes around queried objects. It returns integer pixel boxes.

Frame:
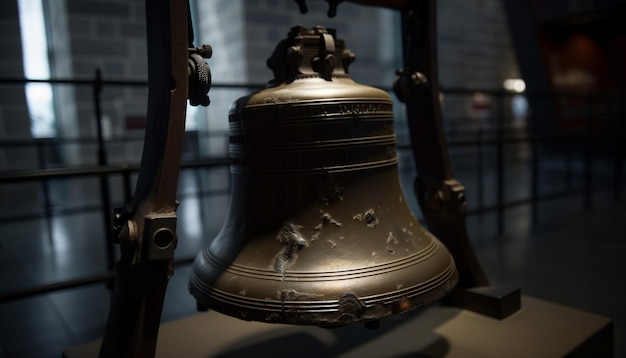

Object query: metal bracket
[143,214,178,262]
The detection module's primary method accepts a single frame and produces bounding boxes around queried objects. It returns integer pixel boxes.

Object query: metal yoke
[99,0,210,356]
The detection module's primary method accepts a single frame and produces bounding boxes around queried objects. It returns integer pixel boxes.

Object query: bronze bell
[189,26,458,326]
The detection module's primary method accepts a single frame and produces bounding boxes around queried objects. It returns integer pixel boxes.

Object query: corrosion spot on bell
[352,208,378,228]
[279,222,307,246]
[397,298,412,313]
[386,246,395,254]
[364,209,379,228]
[239,289,247,296]
[320,211,342,227]
[321,186,343,206]
[264,97,288,104]
[273,222,309,275]
[278,289,323,301]
[328,239,337,248]
[386,232,398,244]
[338,293,365,322]
[371,251,379,258]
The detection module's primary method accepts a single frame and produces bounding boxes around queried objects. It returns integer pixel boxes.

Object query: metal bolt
[189,45,212,59]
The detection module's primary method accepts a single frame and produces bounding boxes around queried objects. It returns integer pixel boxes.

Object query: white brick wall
[1,0,520,166]
[0,0,37,170]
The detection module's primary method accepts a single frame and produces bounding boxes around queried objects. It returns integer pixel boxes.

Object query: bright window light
[503,79,526,93]
[18,0,56,138]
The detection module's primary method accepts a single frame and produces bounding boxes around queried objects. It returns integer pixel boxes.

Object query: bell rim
[189,258,458,326]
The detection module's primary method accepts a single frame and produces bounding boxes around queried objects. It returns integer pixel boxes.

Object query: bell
[189,25,458,326]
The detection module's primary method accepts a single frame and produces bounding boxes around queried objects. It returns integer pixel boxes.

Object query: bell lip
[189,264,458,326]
[189,241,458,326]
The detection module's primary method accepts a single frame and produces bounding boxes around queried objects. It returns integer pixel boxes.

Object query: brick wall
[47,0,148,165]
[438,0,520,124]
[191,0,398,157]
[0,0,36,170]
[242,1,397,85]
[1,0,519,166]
[193,0,247,157]
[0,0,41,217]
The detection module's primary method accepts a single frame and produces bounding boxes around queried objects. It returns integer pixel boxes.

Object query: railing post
[122,166,133,204]
[530,96,539,226]
[93,68,116,271]
[476,127,484,214]
[496,93,505,235]
[564,130,572,189]
[36,139,54,243]
[613,92,623,203]
[583,96,593,211]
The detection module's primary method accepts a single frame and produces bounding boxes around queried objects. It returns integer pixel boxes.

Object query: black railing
[0,75,624,302]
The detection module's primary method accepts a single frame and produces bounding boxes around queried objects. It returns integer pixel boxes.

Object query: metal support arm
[99,0,210,356]
[320,0,521,317]
[394,0,520,318]
[396,0,489,289]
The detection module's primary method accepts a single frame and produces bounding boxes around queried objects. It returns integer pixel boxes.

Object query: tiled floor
[1,147,624,357]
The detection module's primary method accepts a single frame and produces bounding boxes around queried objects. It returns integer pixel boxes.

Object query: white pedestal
[64,295,613,357]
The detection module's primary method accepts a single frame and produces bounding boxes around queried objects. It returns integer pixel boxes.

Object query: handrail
[3,76,623,98]
[0,158,229,183]
[0,77,265,90]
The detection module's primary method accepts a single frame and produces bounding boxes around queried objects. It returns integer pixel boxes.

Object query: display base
[64,295,612,357]
[444,284,522,319]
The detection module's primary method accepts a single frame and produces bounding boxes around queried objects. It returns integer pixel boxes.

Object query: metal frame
[98,0,520,355]
[99,0,190,356]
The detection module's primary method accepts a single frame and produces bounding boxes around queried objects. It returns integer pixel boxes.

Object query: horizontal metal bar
[0,129,602,150]
[0,272,115,303]
[0,158,229,183]
[2,77,623,98]
[465,186,614,215]
[0,187,230,224]
[0,77,266,90]
[0,256,198,303]
[0,204,103,224]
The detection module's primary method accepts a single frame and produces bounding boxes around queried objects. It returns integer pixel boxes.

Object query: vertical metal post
[583,97,593,210]
[496,93,505,235]
[613,93,623,202]
[476,128,484,213]
[530,96,539,225]
[100,0,195,354]
[564,130,572,189]
[122,167,133,204]
[36,139,54,243]
[93,68,116,271]
[400,0,489,288]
